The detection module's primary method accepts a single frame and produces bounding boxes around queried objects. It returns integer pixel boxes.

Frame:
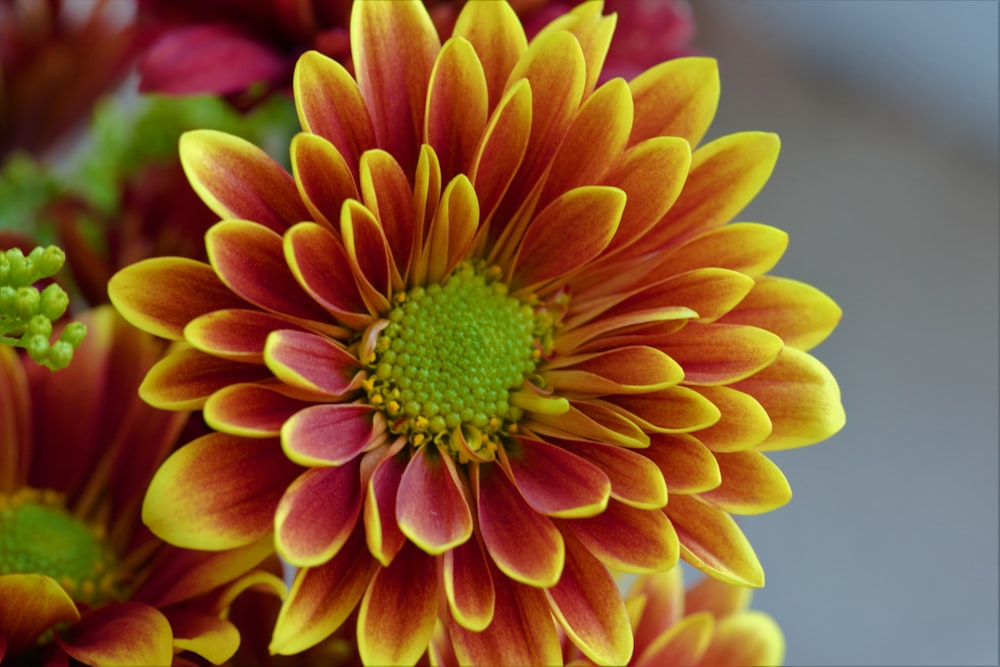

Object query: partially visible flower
[110,1,843,664]
[0,0,141,160]
[0,306,283,666]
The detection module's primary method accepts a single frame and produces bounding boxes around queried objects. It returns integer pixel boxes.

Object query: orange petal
[340,200,392,314]
[206,220,332,323]
[538,77,633,210]
[270,525,379,655]
[142,433,300,550]
[698,450,792,515]
[364,449,408,566]
[643,433,722,494]
[732,347,845,451]
[629,57,720,148]
[275,463,362,567]
[293,50,375,176]
[545,530,633,666]
[512,185,624,289]
[607,387,721,434]
[448,558,561,667]
[0,574,79,656]
[684,574,753,619]
[290,132,359,230]
[179,129,308,233]
[185,308,308,364]
[412,144,442,270]
[475,463,565,587]
[563,500,678,574]
[697,611,785,667]
[0,347,29,493]
[204,382,314,437]
[359,149,416,286]
[356,541,438,666]
[452,0,526,111]
[108,257,247,340]
[426,37,488,182]
[140,347,273,410]
[351,0,439,175]
[663,222,788,277]
[627,569,685,655]
[420,174,480,285]
[443,535,495,632]
[603,268,754,325]
[555,306,696,354]
[558,439,667,510]
[719,275,843,351]
[263,329,362,397]
[666,494,764,587]
[396,443,474,555]
[281,404,379,467]
[526,400,650,449]
[633,611,713,667]
[284,222,372,329]
[535,2,615,97]
[665,322,783,386]
[543,345,683,395]
[500,437,610,518]
[689,386,773,453]
[165,609,239,665]
[57,603,172,667]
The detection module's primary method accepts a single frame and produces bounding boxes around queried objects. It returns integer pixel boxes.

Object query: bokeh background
[690,2,999,665]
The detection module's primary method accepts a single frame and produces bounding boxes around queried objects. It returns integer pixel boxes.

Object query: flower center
[364,262,552,461]
[0,488,124,605]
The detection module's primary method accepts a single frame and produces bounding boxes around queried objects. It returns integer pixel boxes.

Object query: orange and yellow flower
[109,1,843,664]
[0,306,283,666]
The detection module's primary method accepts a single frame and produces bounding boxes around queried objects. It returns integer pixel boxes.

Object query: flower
[0,306,283,666]
[109,1,844,664]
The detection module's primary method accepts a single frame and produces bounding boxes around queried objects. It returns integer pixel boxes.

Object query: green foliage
[0,246,87,371]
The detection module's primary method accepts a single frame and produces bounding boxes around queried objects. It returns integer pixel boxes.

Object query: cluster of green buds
[0,246,87,371]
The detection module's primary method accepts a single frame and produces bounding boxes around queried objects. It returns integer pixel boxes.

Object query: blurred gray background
[690,2,999,665]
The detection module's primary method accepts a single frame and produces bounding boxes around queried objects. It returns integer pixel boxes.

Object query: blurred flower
[110,1,843,664]
[0,0,141,160]
[0,306,283,666]
[136,0,694,105]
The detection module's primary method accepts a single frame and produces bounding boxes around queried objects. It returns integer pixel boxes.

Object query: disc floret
[364,262,557,461]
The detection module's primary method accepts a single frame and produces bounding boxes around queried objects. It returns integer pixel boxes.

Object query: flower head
[0,306,283,665]
[110,1,844,664]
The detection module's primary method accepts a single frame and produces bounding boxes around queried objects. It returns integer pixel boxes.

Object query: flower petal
[603,268,754,325]
[452,0,526,110]
[0,574,79,656]
[275,463,362,567]
[664,222,788,277]
[108,257,247,340]
[512,185,625,289]
[57,603,172,667]
[270,525,379,655]
[665,323,784,386]
[543,345,683,395]
[293,50,375,176]
[341,200,392,313]
[558,439,668,509]
[419,174,480,285]
[666,494,764,587]
[698,611,785,667]
[426,37,488,182]
[732,347,845,451]
[526,399,650,449]
[290,132,359,230]
[634,611,713,667]
[629,57,720,147]
[204,382,314,437]
[607,386,722,433]
[165,609,239,665]
[140,347,273,410]
[475,463,564,588]
[0,347,29,493]
[143,433,300,550]
[360,149,416,286]
[363,447,408,566]
[396,442,473,555]
[563,499,679,574]
[356,541,438,667]
[284,222,372,329]
[684,573,753,619]
[643,433,722,494]
[443,534,495,632]
[351,0,439,175]
[206,220,332,322]
[185,308,309,363]
[545,530,633,667]
[281,404,380,467]
[689,386,773,453]
[179,130,309,233]
[264,329,362,397]
[698,450,792,515]
[719,275,843,351]
[500,437,610,518]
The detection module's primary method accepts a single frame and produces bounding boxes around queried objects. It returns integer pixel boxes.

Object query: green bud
[25,333,48,361]
[27,314,52,338]
[14,287,40,319]
[59,321,88,347]
[35,246,66,279]
[5,248,30,286]
[47,340,74,370]
[0,286,15,314]
[38,283,69,320]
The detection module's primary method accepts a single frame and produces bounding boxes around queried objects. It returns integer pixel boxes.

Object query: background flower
[0,306,283,666]
[109,1,842,664]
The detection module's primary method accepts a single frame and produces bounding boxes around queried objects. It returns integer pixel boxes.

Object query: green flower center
[365,263,556,461]
[0,488,123,605]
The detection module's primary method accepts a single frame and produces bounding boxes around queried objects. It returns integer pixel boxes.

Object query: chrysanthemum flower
[109,1,844,664]
[0,306,283,666]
